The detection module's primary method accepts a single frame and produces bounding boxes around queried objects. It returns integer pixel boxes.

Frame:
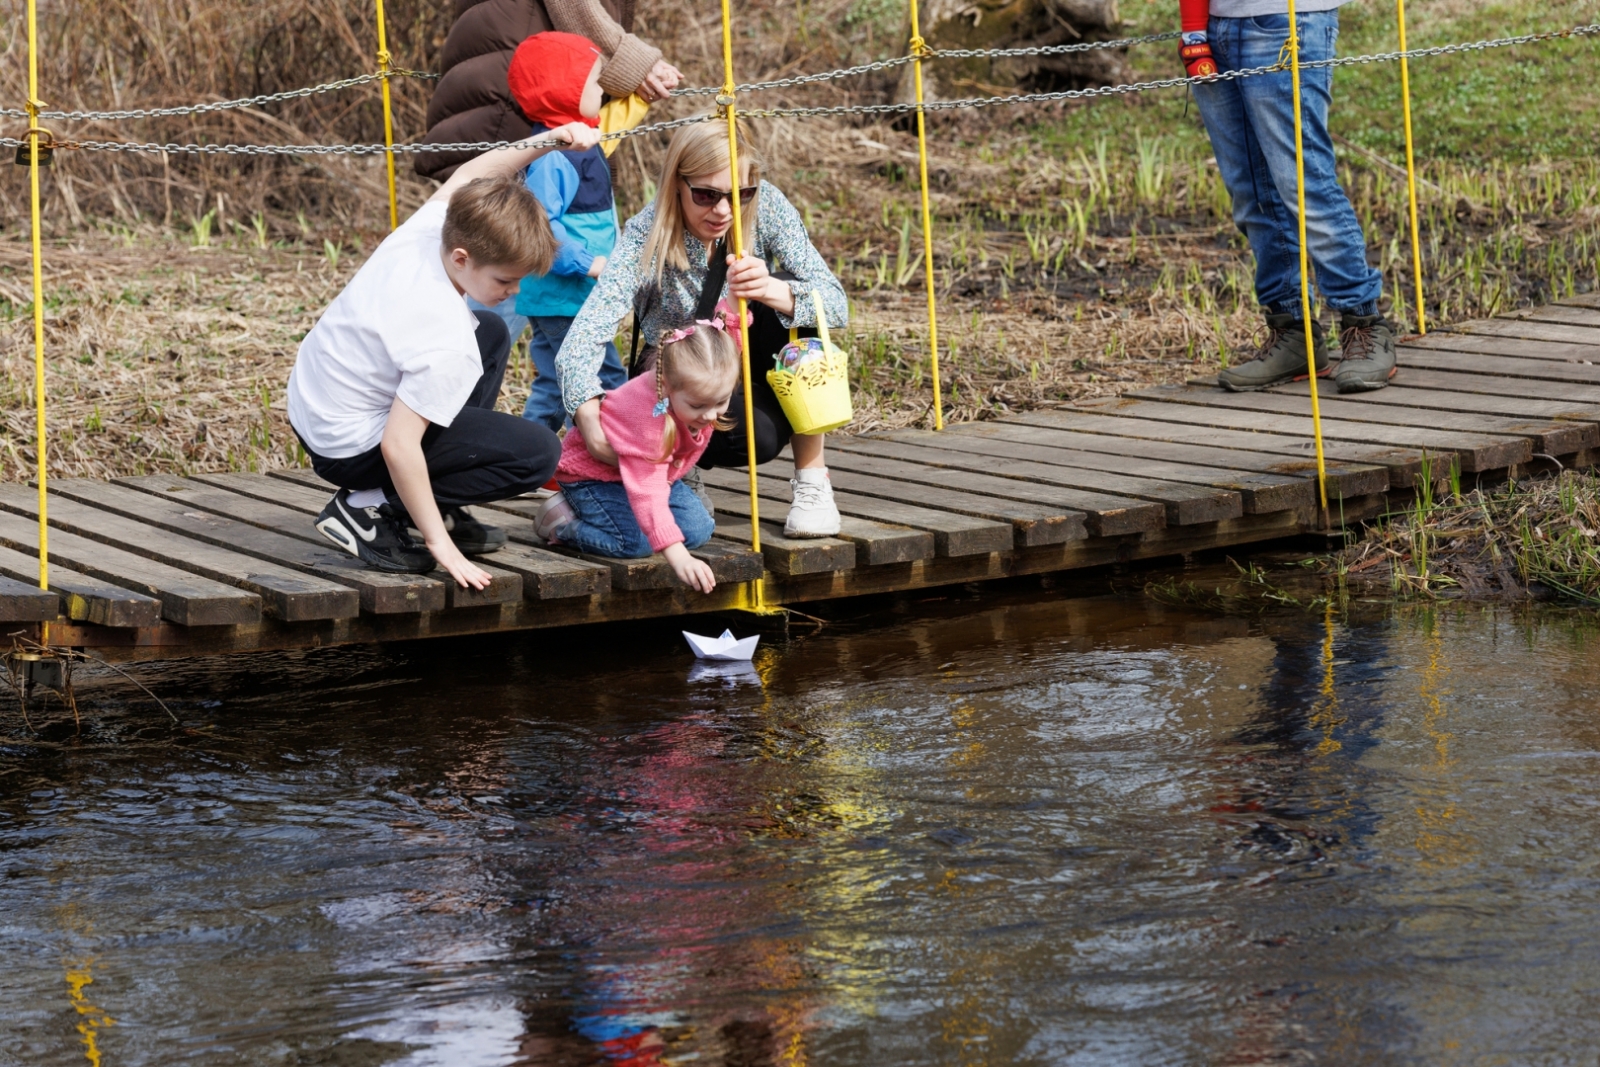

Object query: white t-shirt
[287,200,482,458]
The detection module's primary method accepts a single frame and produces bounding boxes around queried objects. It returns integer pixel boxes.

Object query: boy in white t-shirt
[288,122,600,590]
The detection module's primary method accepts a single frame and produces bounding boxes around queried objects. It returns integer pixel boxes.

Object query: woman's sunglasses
[683,181,759,208]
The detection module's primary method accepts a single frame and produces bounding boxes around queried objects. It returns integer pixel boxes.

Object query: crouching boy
[287,123,600,589]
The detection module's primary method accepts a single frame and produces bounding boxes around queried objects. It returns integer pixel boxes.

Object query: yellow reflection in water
[64,961,115,1066]
[1414,612,1475,870]
[1308,602,1345,757]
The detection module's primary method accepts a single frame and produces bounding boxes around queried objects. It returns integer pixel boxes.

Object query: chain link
[0,69,438,123]
[0,112,715,157]
[671,29,1181,96]
[746,22,1600,123]
[7,23,1595,155]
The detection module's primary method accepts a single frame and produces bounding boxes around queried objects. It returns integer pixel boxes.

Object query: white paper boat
[683,628,760,661]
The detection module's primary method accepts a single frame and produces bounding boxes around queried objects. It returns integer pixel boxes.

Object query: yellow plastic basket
[765,289,854,435]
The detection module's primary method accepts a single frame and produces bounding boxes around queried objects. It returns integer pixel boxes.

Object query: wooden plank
[468,500,755,592]
[1108,390,1532,472]
[187,473,521,608]
[933,420,1385,502]
[69,478,444,616]
[0,545,160,627]
[254,470,613,601]
[703,485,934,566]
[1519,306,1600,329]
[701,467,1011,556]
[708,513,856,576]
[853,430,1277,517]
[1456,319,1600,348]
[812,459,1103,543]
[0,573,59,622]
[1402,332,1600,365]
[1178,382,1595,457]
[1005,407,1422,487]
[1558,293,1600,309]
[479,490,848,580]
[1392,345,1600,385]
[1268,380,1600,442]
[1347,366,1600,407]
[0,509,259,626]
[832,435,1241,524]
[0,485,358,623]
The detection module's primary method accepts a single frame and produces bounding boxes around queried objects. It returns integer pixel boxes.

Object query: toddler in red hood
[507,32,628,431]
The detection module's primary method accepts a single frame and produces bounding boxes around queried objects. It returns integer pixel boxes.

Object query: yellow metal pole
[25,0,49,601]
[374,0,400,231]
[907,0,943,430]
[1285,0,1330,517]
[1396,0,1427,334]
[718,0,772,612]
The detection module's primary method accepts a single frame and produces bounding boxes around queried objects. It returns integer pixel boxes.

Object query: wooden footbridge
[3,294,1599,662]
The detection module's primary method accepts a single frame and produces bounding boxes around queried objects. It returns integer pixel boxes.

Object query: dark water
[5,571,1600,1066]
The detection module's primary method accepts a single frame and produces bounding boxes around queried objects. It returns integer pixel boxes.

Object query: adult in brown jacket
[417,0,679,181]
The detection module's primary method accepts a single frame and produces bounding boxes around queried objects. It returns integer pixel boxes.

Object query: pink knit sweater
[555,373,714,552]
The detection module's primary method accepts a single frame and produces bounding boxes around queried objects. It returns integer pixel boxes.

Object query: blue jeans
[1193,12,1382,318]
[522,315,626,431]
[556,479,715,558]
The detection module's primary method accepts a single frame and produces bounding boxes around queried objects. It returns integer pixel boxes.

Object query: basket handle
[810,288,832,350]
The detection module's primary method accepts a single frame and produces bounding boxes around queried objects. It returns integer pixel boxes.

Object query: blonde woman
[553,120,847,538]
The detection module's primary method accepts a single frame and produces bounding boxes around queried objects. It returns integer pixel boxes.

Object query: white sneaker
[533,491,575,542]
[784,468,841,538]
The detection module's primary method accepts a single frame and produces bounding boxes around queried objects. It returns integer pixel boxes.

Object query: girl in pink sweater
[534,318,739,592]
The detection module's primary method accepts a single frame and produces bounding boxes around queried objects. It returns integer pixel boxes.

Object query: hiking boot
[533,491,575,542]
[784,468,841,538]
[1334,312,1399,393]
[682,465,716,517]
[1217,313,1329,392]
[315,489,436,574]
[401,506,506,556]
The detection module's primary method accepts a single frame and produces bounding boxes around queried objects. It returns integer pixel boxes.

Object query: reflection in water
[5,575,1600,1063]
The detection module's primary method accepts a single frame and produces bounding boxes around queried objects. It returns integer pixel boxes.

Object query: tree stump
[896,0,1130,104]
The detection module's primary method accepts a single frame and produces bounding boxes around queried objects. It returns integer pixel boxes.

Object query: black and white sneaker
[315,489,436,574]
[402,506,506,556]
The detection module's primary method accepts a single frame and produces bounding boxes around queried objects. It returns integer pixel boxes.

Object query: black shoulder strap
[694,238,730,321]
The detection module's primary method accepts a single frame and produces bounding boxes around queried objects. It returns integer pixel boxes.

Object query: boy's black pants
[300,313,561,509]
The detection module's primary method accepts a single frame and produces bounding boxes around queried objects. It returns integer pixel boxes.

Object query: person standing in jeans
[1180,1,1398,392]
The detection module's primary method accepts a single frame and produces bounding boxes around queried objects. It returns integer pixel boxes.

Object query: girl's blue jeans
[1192,12,1383,318]
[556,479,715,558]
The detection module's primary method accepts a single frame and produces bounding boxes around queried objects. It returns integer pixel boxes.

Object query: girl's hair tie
[652,397,670,417]
[660,324,696,346]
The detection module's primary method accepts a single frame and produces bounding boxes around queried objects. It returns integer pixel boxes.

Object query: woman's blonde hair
[639,118,764,286]
[653,323,740,460]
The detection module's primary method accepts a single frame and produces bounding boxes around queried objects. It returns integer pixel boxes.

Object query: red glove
[1179,0,1217,77]
[1181,39,1219,78]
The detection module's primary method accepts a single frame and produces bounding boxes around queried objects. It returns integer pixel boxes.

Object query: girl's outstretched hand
[664,543,716,594]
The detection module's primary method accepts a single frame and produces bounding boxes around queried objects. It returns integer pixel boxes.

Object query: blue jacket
[515,124,618,319]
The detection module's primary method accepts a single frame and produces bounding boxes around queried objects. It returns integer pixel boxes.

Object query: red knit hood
[507,31,603,129]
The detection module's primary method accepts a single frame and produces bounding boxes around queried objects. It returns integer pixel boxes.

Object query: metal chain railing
[9,19,1592,135]
[7,22,1595,157]
[0,69,438,123]
[0,112,715,158]
[671,29,1181,96]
